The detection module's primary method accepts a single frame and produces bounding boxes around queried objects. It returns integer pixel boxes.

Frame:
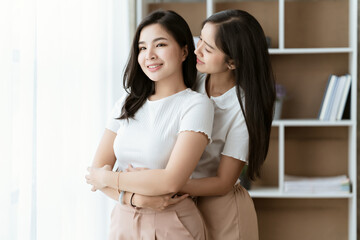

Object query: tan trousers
[109,197,206,240]
[197,184,259,240]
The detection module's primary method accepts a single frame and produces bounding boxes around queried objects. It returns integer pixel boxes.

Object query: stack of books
[318,74,351,121]
[284,175,351,194]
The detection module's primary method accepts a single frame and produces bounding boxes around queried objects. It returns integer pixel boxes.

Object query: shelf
[249,187,280,198]
[271,53,349,119]
[272,119,353,127]
[147,2,206,36]
[139,1,357,238]
[254,198,349,240]
[284,0,349,49]
[249,187,352,199]
[269,48,353,54]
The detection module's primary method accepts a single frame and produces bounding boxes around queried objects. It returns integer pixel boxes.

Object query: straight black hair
[119,10,196,120]
[203,10,276,180]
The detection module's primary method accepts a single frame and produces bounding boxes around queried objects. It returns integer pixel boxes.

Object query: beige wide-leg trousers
[109,197,206,240]
[197,184,259,240]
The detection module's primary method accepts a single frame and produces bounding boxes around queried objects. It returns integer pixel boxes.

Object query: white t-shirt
[192,73,249,179]
[107,88,214,171]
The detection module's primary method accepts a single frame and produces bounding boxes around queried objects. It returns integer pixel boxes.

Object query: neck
[149,74,187,101]
[207,70,236,97]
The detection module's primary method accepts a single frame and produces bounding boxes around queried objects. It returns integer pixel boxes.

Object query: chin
[148,76,162,82]
[196,65,206,71]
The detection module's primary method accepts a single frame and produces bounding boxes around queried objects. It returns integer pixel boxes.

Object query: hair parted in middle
[119,10,196,120]
[203,9,276,181]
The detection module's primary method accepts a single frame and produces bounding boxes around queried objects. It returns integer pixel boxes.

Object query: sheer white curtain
[0,0,37,239]
[0,0,131,239]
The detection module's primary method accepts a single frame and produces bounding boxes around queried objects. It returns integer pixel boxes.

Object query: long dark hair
[203,10,276,180]
[119,10,196,120]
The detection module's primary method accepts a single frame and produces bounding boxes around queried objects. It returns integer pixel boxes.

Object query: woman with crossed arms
[86,10,214,239]
[87,9,275,240]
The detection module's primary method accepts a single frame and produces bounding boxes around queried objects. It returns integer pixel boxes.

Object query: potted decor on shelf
[274,83,286,120]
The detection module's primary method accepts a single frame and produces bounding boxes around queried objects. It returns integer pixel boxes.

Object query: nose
[146,46,157,60]
[194,41,203,57]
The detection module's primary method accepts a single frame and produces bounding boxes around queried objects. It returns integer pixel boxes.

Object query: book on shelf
[318,74,351,121]
[340,88,351,120]
[336,76,351,120]
[284,175,351,194]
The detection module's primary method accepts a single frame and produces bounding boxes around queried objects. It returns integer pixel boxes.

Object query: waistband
[192,183,247,202]
[116,197,196,214]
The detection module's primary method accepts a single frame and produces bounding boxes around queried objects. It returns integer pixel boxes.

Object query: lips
[147,63,163,72]
[196,58,204,64]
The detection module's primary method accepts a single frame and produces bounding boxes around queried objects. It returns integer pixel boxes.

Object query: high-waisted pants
[197,184,259,240]
[109,197,206,240]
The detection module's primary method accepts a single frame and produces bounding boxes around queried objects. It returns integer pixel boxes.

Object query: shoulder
[227,92,246,125]
[177,89,214,142]
[177,89,214,119]
[227,101,248,135]
[183,89,213,106]
[115,94,127,106]
[111,93,129,116]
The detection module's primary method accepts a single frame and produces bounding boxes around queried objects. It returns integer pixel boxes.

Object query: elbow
[164,179,185,194]
[167,183,183,194]
[217,182,235,196]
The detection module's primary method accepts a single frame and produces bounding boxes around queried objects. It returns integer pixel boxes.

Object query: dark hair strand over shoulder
[204,10,276,180]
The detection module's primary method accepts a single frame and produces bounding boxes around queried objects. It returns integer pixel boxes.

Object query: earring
[228,64,234,70]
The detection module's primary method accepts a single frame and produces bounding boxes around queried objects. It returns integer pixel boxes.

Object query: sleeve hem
[178,129,212,144]
[221,152,248,164]
[105,126,117,134]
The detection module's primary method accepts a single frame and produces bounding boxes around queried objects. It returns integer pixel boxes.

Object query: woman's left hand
[85,165,112,191]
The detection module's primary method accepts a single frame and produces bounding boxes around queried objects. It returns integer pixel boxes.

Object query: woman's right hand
[132,193,189,211]
[86,165,113,191]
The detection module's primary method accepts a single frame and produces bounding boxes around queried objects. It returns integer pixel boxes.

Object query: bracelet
[130,193,137,208]
[119,191,125,205]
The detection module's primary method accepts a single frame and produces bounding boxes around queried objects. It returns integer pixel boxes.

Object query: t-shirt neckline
[147,88,190,103]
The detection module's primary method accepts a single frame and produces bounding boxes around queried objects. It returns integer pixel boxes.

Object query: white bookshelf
[136,1,357,239]
[272,119,354,127]
[269,48,353,54]
[250,186,353,199]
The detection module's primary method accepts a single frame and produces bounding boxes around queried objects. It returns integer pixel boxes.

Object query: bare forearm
[122,191,187,211]
[93,132,208,196]
[100,187,120,202]
[122,191,145,207]
[181,155,245,197]
[180,177,235,197]
[104,169,183,196]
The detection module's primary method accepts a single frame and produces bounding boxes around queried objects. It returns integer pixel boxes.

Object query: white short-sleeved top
[192,73,249,179]
[106,88,214,171]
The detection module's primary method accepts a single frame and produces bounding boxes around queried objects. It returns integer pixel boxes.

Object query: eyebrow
[204,40,215,50]
[138,37,168,45]
[200,34,215,50]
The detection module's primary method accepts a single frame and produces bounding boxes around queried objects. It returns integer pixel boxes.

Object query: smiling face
[194,23,231,74]
[137,23,187,84]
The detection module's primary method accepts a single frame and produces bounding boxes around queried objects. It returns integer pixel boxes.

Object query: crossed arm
[125,154,245,209]
[87,129,245,209]
[86,128,209,199]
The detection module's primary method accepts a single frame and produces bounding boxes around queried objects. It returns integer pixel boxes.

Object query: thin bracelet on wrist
[130,193,137,208]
